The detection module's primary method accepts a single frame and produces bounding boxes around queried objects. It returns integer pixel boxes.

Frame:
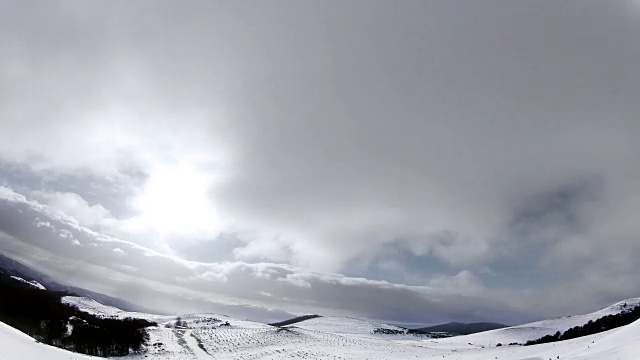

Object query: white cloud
[0,185,532,324]
[35,220,52,228]
[32,191,114,228]
[3,184,640,324]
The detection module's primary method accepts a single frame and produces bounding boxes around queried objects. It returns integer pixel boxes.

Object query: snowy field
[1,296,639,360]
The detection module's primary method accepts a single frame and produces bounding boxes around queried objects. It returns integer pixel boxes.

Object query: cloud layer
[1,1,640,325]
[0,186,525,324]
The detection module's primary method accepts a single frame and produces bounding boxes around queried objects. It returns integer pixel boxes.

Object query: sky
[1,0,639,326]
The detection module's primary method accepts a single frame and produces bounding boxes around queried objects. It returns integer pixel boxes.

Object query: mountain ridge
[413,321,507,335]
[0,253,160,314]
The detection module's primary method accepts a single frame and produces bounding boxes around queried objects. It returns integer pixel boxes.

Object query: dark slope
[414,322,507,335]
[0,267,155,356]
[0,254,159,314]
[269,314,322,327]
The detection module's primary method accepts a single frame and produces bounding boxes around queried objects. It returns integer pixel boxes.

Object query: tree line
[525,303,640,346]
[0,273,156,357]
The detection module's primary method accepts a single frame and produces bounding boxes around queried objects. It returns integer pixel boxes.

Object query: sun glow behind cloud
[129,163,221,239]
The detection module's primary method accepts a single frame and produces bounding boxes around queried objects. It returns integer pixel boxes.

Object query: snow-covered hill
[1,296,640,359]
[62,296,269,330]
[415,318,640,360]
[292,315,405,335]
[62,296,170,322]
[0,321,92,360]
[423,297,640,347]
[9,276,45,290]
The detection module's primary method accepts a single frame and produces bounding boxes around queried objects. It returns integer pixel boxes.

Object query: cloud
[0,1,640,325]
[31,191,114,228]
[0,185,530,324]
[3,185,640,325]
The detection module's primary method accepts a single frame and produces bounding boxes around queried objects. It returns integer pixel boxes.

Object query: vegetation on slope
[0,254,156,314]
[405,328,454,338]
[525,303,640,346]
[0,271,156,357]
[372,327,404,335]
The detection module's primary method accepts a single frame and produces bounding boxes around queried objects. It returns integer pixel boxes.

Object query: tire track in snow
[184,330,213,359]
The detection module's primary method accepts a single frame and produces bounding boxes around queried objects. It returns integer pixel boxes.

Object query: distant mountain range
[412,322,507,335]
[270,316,506,335]
[0,254,159,314]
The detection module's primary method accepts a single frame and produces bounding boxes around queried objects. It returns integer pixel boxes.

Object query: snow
[61,295,181,327]
[0,321,92,360]
[420,296,640,347]
[1,296,639,359]
[569,317,640,360]
[414,318,640,360]
[293,315,405,335]
[62,296,124,317]
[61,296,269,330]
[9,276,46,290]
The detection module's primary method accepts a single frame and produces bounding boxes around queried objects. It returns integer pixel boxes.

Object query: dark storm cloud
[1,1,640,324]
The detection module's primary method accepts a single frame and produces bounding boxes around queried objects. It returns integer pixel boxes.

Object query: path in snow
[182,330,212,359]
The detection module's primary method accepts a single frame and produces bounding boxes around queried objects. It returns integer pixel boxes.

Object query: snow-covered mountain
[1,295,640,359]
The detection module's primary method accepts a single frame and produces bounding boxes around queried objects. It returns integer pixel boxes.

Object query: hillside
[269,314,322,327]
[413,321,506,335]
[0,321,93,360]
[1,295,640,359]
[291,315,406,335]
[0,254,157,314]
[421,297,640,347]
[0,272,156,357]
[9,275,46,290]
